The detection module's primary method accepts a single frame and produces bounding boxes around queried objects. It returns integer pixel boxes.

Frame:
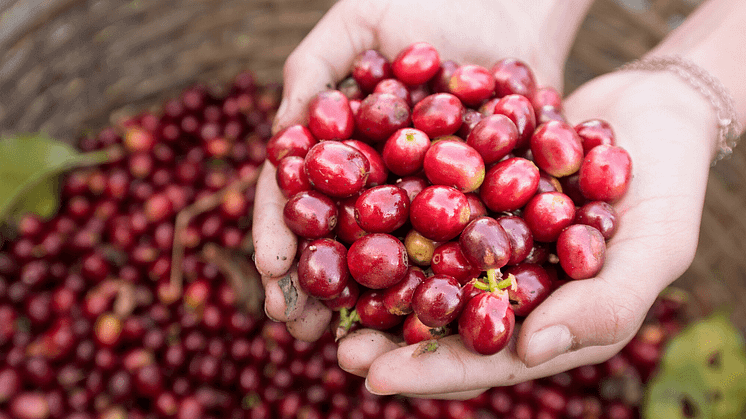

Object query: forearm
[649,0,746,129]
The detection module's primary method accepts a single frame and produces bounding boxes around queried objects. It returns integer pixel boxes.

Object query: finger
[273,0,381,133]
[285,297,333,342]
[262,268,308,322]
[362,333,623,396]
[337,329,402,376]
[252,161,297,277]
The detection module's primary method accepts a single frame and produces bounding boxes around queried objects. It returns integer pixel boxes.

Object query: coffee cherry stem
[472,269,514,293]
[339,307,361,331]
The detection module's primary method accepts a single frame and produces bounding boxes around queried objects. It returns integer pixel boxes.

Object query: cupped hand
[336,68,720,398]
[253,0,587,340]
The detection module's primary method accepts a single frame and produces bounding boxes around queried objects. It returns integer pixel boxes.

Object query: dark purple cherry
[412,274,464,328]
[459,216,512,271]
[574,201,619,240]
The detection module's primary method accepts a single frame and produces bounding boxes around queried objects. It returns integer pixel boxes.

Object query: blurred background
[0,1,744,418]
[1,0,742,331]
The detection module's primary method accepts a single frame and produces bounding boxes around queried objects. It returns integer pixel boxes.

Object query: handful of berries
[268,42,632,355]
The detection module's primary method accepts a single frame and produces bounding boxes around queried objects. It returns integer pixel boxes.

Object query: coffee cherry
[458,290,515,355]
[423,139,485,193]
[356,290,403,330]
[298,239,349,300]
[354,185,409,234]
[491,58,536,98]
[304,141,370,198]
[307,90,355,140]
[352,49,392,92]
[459,216,512,271]
[578,144,633,203]
[556,224,607,280]
[412,93,464,138]
[412,274,464,328]
[523,192,576,242]
[347,233,408,289]
[355,93,411,142]
[283,190,338,239]
[382,128,431,177]
[392,42,440,86]
[480,157,539,213]
[530,120,584,178]
[383,267,426,315]
[410,185,470,242]
[266,125,316,166]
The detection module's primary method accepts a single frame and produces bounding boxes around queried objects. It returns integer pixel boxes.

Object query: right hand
[253,0,591,341]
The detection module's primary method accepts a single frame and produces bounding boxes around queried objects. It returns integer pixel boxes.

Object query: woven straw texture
[0,0,743,329]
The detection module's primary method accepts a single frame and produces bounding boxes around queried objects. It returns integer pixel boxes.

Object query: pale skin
[252,0,746,399]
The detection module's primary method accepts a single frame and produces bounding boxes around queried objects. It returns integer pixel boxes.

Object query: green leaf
[644,312,746,419]
[0,133,81,222]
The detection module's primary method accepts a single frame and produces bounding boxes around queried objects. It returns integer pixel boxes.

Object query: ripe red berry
[458,290,515,355]
[307,90,355,140]
[410,185,471,242]
[304,141,370,198]
[412,93,464,138]
[392,42,441,86]
[423,139,485,193]
[578,144,632,203]
[347,233,408,289]
[556,224,607,280]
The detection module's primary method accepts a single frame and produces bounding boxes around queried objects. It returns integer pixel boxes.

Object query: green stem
[487,269,499,291]
[0,147,119,223]
[497,275,513,290]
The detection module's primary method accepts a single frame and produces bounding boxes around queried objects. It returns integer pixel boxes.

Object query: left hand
[337,67,719,399]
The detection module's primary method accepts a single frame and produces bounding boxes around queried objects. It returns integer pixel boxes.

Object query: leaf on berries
[643,311,746,419]
[0,133,80,223]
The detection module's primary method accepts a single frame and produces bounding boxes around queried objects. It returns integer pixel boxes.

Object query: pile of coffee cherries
[270,42,633,355]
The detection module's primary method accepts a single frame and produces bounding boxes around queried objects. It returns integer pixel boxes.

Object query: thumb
[515,203,696,367]
[272,0,381,134]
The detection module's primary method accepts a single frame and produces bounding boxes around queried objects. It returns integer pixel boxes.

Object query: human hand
[252,0,593,340]
[336,67,721,398]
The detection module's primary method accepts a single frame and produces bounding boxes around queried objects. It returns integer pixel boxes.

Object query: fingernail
[524,325,574,368]
[340,365,367,377]
[264,304,280,323]
[364,378,390,396]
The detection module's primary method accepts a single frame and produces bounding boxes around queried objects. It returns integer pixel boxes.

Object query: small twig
[201,242,264,315]
[169,171,260,297]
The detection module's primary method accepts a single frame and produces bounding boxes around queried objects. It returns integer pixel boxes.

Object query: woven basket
[1,0,743,330]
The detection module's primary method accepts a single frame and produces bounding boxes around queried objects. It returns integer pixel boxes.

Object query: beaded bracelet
[617,55,741,164]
